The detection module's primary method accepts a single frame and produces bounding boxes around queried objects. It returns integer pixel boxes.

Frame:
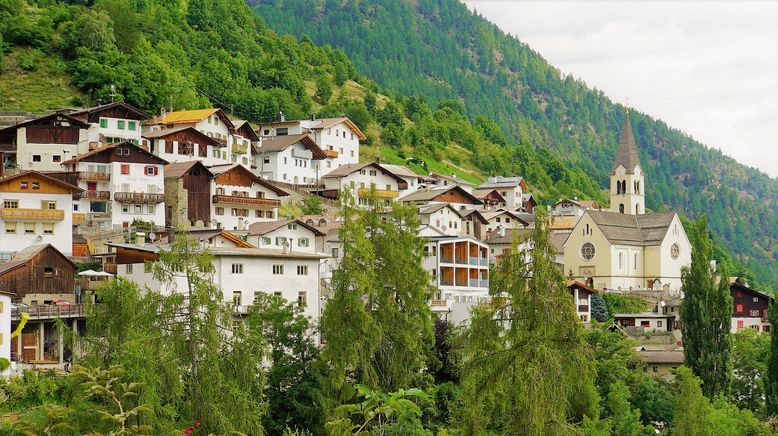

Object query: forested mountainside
[254,0,778,286]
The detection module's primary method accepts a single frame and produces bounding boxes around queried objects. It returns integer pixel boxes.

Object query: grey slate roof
[587,210,676,247]
[613,113,642,173]
[476,176,524,189]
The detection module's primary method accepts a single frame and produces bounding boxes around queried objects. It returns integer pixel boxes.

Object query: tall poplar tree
[680,216,733,398]
[319,190,434,403]
[765,299,778,415]
[459,209,599,435]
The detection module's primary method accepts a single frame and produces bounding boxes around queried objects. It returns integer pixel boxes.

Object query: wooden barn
[164,160,214,228]
[0,244,77,304]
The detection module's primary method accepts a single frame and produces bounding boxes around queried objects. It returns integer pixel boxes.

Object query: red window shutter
[121,164,129,175]
[756,325,761,332]
[737,320,744,329]
[736,304,743,313]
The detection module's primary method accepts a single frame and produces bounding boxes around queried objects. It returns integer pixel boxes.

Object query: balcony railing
[292,148,313,159]
[324,149,339,158]
[480,257,488,266]
[104,263,117,274]
[441,255,454,264]
[232,143,248,154]
[212,195,280,207]
[469,256,478,265]
[12,304,87,321]
[1,208,64,221]
[578,305,590,313]
[76,190,110,200]
[72,212,86,224]
[78,171,111,181]
[114,192,165,203]
[357,188,399,199]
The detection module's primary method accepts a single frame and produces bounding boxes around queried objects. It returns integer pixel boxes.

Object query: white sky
[464,1,778,178]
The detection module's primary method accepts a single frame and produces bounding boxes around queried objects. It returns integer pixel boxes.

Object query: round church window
[671,243,680,260]
[581,242,596,261]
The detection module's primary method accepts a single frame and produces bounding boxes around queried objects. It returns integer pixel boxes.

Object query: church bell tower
[609,110,645,215]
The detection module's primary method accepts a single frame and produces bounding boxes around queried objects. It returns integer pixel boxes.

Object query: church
[563,112,691,291]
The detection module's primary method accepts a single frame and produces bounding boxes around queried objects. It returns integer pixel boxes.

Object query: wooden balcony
[212,195,280,207]
[1,208,64,221]
[114,192,165,204]
[104,263,117,274]
[232,143,248,154]
[76,190,110,200]
[578,305,590,313]
[324,149,339,158]
[72,212,86,224]
[357,188,399,199]
[78,171,111,181]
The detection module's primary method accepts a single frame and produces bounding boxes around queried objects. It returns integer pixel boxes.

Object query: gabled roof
[418,203,458,215]
[553,198,600,209]
[232,120,260,142]
[482,209,530,226]
[457,208,489,224]
[308,117,367,140]
[567,280,599,295]
[0,244,76,277]
[258,134,327,159]
[69,102,151,121]
[208,163,289,196]
[163,160,214,179]
[476,176,526,190]
[61,141,168,166]
[613,112,641,174]
[146,108,235,130]
[177,229,255,248]
[483,227,533,245]
[398,185,483,205]
[586,210,676,247]
[381,164,421,179]
[428,172,476,187]
[321,162,407,184]
[247,219,325,237]
[142,126,222,146]
[472,188,507,203]
[0,112,89,134]
[0,170,82,194]
[730,281,774,301]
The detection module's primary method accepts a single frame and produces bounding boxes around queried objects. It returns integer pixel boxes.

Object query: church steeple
[610,109,645,215]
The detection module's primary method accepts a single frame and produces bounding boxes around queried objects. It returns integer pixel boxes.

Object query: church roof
[587,210,676,247]
[613,112,641,174]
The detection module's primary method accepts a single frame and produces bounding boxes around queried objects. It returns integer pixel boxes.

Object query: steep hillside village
[0,102,770,382]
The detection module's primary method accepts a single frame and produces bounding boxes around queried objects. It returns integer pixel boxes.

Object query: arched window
[622,180,627,193]
[619,204,624,213]
[616,181,621,194]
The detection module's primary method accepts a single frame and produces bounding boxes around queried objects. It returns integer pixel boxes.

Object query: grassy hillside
[0,48,81,112]
[254,0,778,286]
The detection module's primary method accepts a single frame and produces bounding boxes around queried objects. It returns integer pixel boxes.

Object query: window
[288,223,298,230]
[272,265,284,275]
[44,267,54,276]
[618,253,623,270]
[133,204,142,214]
[5,222,16,234]
[332,247,339,258]
[126,264,133,274]
[736,304,744,313]
[275,236,287,246]
[52,155,61,163]
[24,222,35,234]
[232,291,241,305]
[231,264,243,274]
[277,128,288,136]
[117,120,125,129]
[297,265,308,275]
[31,182,39,190]
[145,166,158,176]
[298,291,307,307]
[20,181,28,189]
[652,366,658,373]
[640,320,650,327]
[147,204,155,214]
[122,204,129,213]
[128,121,136,130]
[657,320,663,327]
[42,201,56,210]
[215,207,224,216]
[753,297,760,303]
[42,223,53,235]
[634,253,638,270]
[298,237,309,247]
[671,243,680,260]
[32,155,41,162]
[737,320,744,329]
[100,118,107,128]
[261,236,271,245]
[749,309,761,317]
[121,164,130,175]
[580,243,595,261]
[267,211,274,219]
[3,200,18,209]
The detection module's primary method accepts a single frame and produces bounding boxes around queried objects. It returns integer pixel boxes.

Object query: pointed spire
[613,109,641,174]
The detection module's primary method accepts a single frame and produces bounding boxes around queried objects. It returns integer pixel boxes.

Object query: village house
[381,164,424,195]
[163,161,213,229]
[426,173,476,192]
[0,244,76,306]
[256,115,365,171]
[551,198,601,217]
[417,203,464,237]
[457,209,488,240]
[143,126,226,167]
[68,102,150,149]
[567,281,598,323]
[209,163,288,231]
[614,312,676,333]
[521,193,537,213]
[320,162,407,206]
[638,349,684,382]
[230,120,260,169]
[564,114,691,291]
[470,188,507,209]
[246,219,325,254]
[482,209,530,234]
[730,277,772,333]
[61,142,167,229]
[475,176,527,210]
[423,236,490,324]
[399,185,483,211]
[483,227,532,264]
[0,113,89,174]
[255,134,327,185]
[0,171,81,256]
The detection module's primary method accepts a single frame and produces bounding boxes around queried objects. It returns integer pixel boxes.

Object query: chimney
[160,107,167,118]
[279,111,285,122]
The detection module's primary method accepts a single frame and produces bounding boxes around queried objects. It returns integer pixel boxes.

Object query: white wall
[109,161,165,227]
[16,128,88,172]
[323,169,399,206]
[257,142,320,184]
[0,191,74,255]
[420,207,462,236]
[247,224,319,254]
[211,181,281,231]
[305,121,360,168]
[0,294,11,366]
[87,117,143,147]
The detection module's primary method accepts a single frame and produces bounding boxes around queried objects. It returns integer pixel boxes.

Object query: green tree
[326,384,428,435]
[319,191,433,404]
[671,367,711,436]
[590,293,610,322]
[459,209,599,434]
[299,195,324,215]
[315,74,332,104]
[680,216,733,398]
[765,300,778,415]
[606,381,653,436]
[730,329,769,414]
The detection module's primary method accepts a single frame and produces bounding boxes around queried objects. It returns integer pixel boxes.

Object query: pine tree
[680,216,733,398]
[765,299,778,415]
[459,209,599,434]
[590,293,610,322]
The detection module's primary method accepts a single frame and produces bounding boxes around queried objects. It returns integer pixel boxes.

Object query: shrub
[16,49,41,72]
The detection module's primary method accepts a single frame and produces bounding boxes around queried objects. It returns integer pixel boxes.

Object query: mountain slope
[253,0,778,286]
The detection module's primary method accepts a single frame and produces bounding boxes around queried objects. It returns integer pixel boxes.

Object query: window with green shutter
[99,118,107,128]
[128,121,136,130]
[117,120,125,129]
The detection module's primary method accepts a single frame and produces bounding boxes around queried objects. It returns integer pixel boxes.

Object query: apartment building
[246,219,325,254]
[209,163,288,231]
[475,176,527,210]
[0,113,89,173]
[61,142,167,228]
[0,171,81,256]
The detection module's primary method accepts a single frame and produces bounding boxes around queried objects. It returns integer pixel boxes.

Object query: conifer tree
[319,190,433,403]
[765,299,778,415]
[459,209,599,434]
[672,367,711,436]
[680,216,733,398]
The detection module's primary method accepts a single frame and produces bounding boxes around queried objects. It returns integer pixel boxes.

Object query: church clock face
[581,242,596,261]
[671,243,680,260]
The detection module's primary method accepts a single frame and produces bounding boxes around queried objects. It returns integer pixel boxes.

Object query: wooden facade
[174,161,213,224]
[0,171,81,195]
[0,245,76,300]
[145,127,221,157]
[731,282,771,319]
[63,142,167,167]
[0,113,88,147]
[69,102,150,124]
[433,189,481,205]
